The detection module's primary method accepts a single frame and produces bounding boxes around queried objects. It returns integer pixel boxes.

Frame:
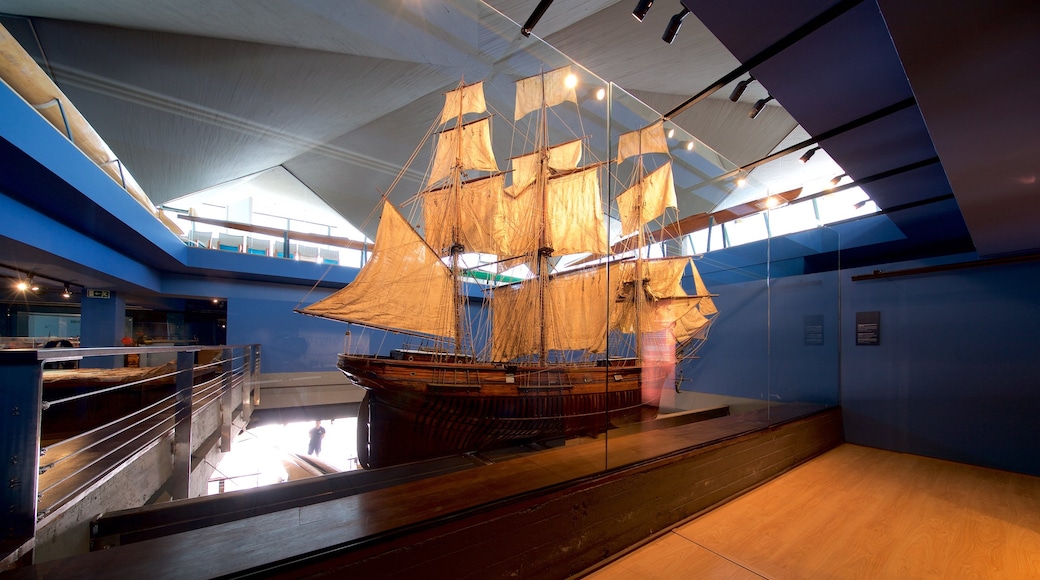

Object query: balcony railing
[0,344,261,567]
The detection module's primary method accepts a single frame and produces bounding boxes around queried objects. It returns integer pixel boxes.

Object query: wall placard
[856,311,880,345]
[804,314,824,346]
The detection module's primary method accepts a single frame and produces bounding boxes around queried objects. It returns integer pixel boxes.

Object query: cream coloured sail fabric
[510,139,583,192]
[429,117,499,185]
[423,173,505,255]
[496,185,540,256]
[690,262,718,316]
[515,66,577,120]
[610,257,696,335]
[490,282,541,360]
[546,166,607,256]
[616,162,677,235]
[491,267,611,360]
[544,267,610,353]
[300,202,456,339]
[440,81,487,125]
[617,120,670,163]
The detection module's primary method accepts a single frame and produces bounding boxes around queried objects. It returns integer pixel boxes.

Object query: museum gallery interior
[1,0,1038,577]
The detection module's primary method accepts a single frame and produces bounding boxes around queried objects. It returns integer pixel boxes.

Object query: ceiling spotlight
[736,176,747,187]
[729,76,756,102]
[799,146,821,164]
[521,0,554,37]
[662,7,690,44]
[564,73,578,89]
[595,87,606,100]
[749,95,774,119]
[829,173,847,186]
[764,196,780,209]
[632,0,654,21]
[685,141,694,151]
[29,277,40,292]
[666,127,675,139]
[16,279,28,291]
[62,285,72,299]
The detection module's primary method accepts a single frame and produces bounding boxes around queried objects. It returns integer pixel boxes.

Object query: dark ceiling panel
[879,0,1040,257]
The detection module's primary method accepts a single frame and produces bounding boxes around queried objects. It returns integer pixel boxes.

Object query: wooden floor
[586,444,1040,579]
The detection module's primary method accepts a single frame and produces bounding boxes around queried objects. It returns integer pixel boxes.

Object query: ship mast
[537,70,550,362]
[450,80,466,355]
[633,148,646,360]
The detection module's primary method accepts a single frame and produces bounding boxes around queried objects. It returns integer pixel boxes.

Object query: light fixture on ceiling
[729,76,756,102]
[666,127,675,139]
[29,276,40,292]
[632,0,654,21]
[662,7,690,43]
[764,196,781,209]
[16,279,28,291]
[521,0,554,37]
[750,95,774,119]
[685,141,694,151]
[829,173,847,186]
[62,285,72,299]
[736,176,748,187]
[799,146,821,164]
[595,87,606,100]
[564,73,578,89]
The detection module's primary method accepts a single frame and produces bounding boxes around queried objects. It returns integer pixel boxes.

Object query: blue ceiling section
[682,0,973,258]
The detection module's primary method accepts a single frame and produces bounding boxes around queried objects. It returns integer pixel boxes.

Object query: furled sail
[429,117,499,186]
[423,173,506,255]
[514,66,578,121]
[440,81,488,125]
[617,119,670,163]
[616,162,677,236]
[298,202,457,339]
[610,257,712,339]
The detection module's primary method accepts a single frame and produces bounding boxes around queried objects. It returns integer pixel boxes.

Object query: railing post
[241,347,253,422]
[0,351,43,566]
[171,351,194,500]
[250,345,261,407]
[220,348,233,453]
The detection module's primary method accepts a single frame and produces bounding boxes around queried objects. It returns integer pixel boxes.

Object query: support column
[220,349,233,452]
[0,351,42,564]
[170,351,193,500]
[79,290,126,368]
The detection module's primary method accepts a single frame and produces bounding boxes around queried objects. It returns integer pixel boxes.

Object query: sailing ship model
[298,68,718,467]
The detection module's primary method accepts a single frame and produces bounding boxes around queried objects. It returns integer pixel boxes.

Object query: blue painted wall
[841,255,1040,477]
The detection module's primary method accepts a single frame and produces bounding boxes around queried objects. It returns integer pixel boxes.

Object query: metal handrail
[0,343,261,566]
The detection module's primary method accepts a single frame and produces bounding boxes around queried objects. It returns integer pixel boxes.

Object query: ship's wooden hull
[338,350,652,468]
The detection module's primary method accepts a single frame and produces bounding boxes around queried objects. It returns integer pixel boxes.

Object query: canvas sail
[514,66,577,121]
[545,166,607,256]
[609,257,713,337]
[508,139,583,193]
[490,265,611,360]
[617,120,670,163]
[429,117,499,185]
[440,81,488,125]
[299,202,457,339]
[616,162,677,236]
[423,173,506,255]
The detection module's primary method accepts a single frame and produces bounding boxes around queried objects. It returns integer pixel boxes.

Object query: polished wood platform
[10,405,839,578]
[585,444,1040,579]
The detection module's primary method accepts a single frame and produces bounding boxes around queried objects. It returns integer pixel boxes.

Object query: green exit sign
[87,289,111,299]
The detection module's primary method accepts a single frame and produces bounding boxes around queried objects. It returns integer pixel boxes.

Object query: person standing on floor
[308,421,326,456]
